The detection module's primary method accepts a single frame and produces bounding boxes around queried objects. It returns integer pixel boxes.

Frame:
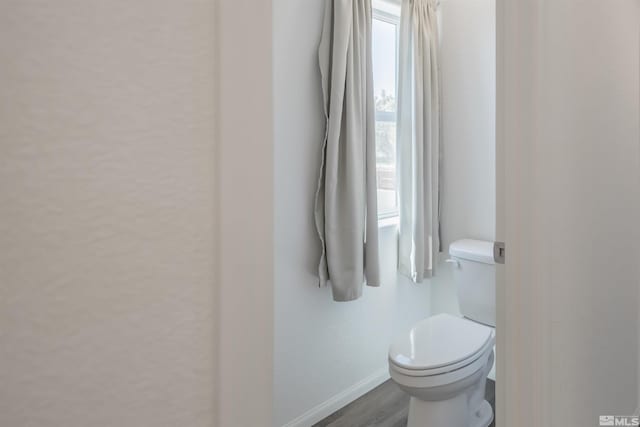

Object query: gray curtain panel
[315,0,380,302]
[397,0,441,282]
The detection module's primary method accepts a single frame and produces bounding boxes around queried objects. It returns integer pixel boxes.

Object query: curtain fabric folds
[315,0,380,302]
[397,0,441,282]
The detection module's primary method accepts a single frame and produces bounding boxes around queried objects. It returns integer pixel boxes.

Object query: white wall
[431,0,497,316]
[0,2,217,426]
[273,1,431,425]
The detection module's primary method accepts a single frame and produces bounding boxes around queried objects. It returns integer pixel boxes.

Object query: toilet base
[402,350,495,427]
[474,400,494,427]
[407,397,493,427]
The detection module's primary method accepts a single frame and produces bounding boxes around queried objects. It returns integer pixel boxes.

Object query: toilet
[388,239,496,427]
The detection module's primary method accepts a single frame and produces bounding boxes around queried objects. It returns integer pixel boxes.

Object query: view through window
[372,12,399,218]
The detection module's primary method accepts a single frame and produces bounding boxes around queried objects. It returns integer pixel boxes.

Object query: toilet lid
[389,313,493,371]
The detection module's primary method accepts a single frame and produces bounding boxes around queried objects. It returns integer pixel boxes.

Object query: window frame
[372,8,401,221]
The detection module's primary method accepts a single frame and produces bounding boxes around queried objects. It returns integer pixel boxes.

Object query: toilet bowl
[389,314,495,427]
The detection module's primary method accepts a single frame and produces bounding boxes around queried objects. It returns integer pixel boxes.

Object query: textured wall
[0,2,217,426]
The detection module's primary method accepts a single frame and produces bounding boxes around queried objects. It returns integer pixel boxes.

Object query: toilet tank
[449,239,496,327]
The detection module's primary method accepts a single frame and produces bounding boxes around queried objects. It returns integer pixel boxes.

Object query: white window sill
[378,215,399,228]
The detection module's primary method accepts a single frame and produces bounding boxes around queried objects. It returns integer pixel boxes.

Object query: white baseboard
[281,368,391,427]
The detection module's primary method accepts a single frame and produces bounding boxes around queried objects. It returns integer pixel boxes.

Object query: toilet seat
[388,314,495,390]
[388,313,495,390]
[389,313,493,372]
[389,347,492,390]
[390,334,494,378]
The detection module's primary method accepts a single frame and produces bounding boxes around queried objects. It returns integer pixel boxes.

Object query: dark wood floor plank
[314,379,496,427]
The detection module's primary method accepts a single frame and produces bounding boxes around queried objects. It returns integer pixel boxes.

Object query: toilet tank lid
[449,239,495,264]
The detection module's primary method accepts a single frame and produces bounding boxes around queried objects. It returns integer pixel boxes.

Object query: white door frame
[495,0,552,424]
[496,1,640,425]
[216,1,275,426]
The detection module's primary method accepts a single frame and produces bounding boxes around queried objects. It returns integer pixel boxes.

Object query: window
[372,9,399,219]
